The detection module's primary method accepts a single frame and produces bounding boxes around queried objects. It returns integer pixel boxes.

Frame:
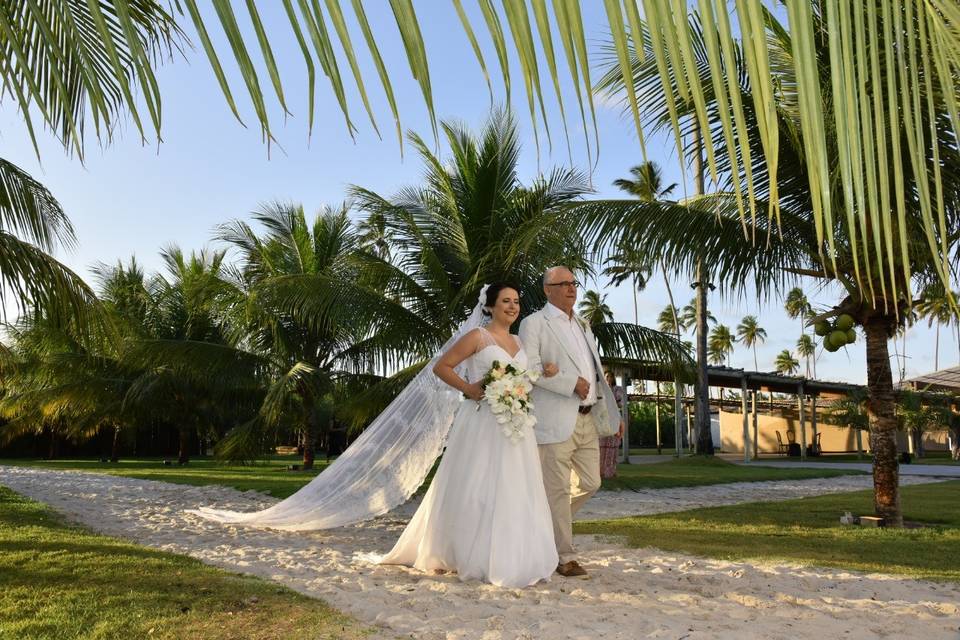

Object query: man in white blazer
[519,266,620,578]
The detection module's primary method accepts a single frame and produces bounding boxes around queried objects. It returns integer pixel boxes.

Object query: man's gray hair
[543,265,571,286]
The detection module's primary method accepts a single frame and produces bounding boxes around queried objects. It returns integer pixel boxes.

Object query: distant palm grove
[0,113,687,468]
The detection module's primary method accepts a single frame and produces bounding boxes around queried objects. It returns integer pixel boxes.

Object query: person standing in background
[599,369,625,479]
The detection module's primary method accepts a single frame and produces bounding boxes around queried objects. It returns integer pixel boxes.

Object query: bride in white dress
[378,283,559,587]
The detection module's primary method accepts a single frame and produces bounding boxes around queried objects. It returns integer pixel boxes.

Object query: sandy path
[1,466,957,640]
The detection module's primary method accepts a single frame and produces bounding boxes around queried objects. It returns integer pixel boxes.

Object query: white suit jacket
[518,307,620,445]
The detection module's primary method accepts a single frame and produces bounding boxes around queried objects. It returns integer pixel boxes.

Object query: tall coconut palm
[708,324,735,367]
[613,162,678,202]
[600,247,652,324]
[736,316,766,372]
[784,288,811,338]
[129,246,240,463]
[915,283,956,371]
[774,350,800,376]
[356,211,394,262]
[658,305,682,334]
[796,334,817,378]
[679,297,715,333]
[611,162,679,307]
[265,112,690,427]
[578,290,614,327]
[583,4,960,524]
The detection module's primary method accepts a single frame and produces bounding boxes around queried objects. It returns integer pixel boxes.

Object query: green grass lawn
[0,456,330,499]
[0,487,371,640]
[2,455,865,497]
[602,456,863,491]
[577,480,960,581]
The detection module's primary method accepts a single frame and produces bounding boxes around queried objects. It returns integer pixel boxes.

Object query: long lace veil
[190,286,490,530]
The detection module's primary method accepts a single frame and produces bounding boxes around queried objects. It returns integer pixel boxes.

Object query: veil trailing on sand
[190,286,491,530]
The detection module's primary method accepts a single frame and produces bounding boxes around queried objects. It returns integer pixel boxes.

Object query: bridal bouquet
[479,361,540,444]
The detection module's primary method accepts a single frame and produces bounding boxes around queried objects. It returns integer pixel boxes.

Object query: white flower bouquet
[478,360,540,443]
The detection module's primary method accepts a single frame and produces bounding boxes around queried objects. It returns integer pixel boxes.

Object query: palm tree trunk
[662,261,684,456]
[694,260,713,454]
[47,427,59,460]
[632,274,639,324]
[935,324,940,371]
[111,425,121,462]
[178,427,191,464]
[864,318,902,527]
[691,117,713,455]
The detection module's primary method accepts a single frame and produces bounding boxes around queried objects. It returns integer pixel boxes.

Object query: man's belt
[578,404,593,415]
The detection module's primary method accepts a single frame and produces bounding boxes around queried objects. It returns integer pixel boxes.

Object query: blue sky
[0,2,953,384]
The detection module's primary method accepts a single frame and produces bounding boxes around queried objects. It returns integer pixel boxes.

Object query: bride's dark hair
[481,282,520,317]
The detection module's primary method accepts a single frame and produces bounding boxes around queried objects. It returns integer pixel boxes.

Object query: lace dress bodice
[465,330,528,383]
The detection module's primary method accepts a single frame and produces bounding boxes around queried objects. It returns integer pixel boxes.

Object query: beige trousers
[538,411,601,564]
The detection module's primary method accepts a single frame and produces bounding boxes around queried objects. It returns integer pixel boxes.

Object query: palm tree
[679,298,715,333]
[208,202,367,468]
[824,389,870,459]
[708,324,734,367]
[273,112,690,426]
[915,283,956,371]
[784,288,811,339]
[583,4,960,525]
[355,211,394,262]
[736,316,766,372]
[600,248,652,325]
[657,305,681,334]
[578,290,614,327]
[613,162,678,202]
[796,334,817,378]
[774,350,800,376]
[609,161,681,325]
[0,163,100,327]
[133,246,239,463]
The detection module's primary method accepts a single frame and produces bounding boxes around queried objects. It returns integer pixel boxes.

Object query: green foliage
[627,401,675,450]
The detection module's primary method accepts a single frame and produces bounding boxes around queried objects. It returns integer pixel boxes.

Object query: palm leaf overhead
[583,5,960,526]
[5,2,957,294]
[0,158,100,325]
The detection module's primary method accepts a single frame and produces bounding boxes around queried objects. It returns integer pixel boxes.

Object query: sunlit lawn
[0,487,371,640]
[602,456,863,491]
[577,480,960,581]
[0,456,329,499]
[1,455,865,498]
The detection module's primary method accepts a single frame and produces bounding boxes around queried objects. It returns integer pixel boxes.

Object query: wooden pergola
[610,362,865,462]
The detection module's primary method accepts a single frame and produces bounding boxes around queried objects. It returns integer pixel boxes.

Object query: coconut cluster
[814,313,856,352]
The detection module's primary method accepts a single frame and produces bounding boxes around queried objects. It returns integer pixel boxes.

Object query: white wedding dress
[378,330,558,587]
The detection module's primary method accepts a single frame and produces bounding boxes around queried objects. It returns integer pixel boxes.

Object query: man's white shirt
[544,302,597,406]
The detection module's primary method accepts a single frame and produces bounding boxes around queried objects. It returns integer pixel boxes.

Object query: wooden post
[655,380,662,454]
[798,383,807,461]
[620,376,631,464]
[856,428,864,459]
[674,381,683,456]
[741,376,750,463]
[811,396,818,455]
[752,390,759,458]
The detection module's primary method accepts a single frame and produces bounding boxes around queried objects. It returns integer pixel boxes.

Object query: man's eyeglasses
[545,280,581,289]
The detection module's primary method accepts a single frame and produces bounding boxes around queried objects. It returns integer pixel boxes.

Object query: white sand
[1,466,958,640]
